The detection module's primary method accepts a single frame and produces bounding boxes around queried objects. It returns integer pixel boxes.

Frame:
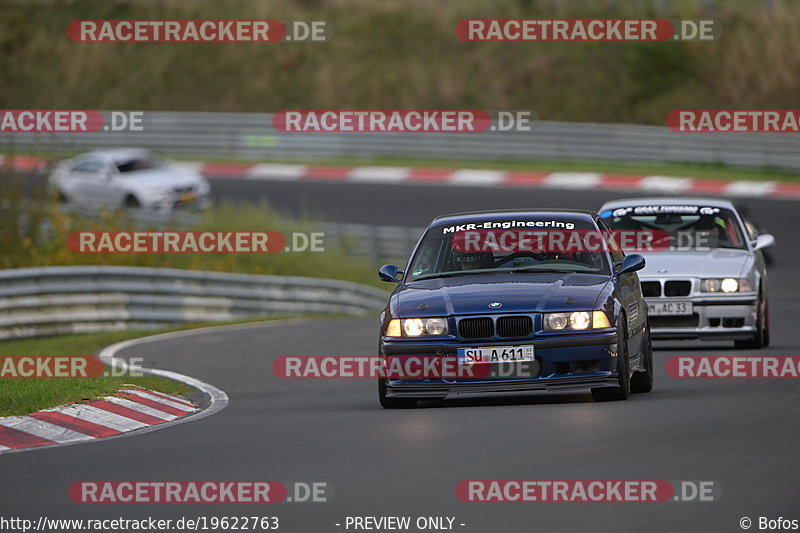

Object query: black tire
[735,292,768,349]
[124,195,141,210]
[631,324,654,393]
[378,378,418,409]
[592,318,631,402]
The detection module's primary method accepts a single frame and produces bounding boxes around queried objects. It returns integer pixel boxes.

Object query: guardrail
[0,266,390,340]
[1,112,799,171]
[323,223,424,264]
[6,197,424,265]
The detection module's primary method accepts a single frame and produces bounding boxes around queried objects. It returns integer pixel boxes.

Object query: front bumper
[176,193,211,210]
[145,193,211,212]
[646,295,758,340]
[381,330,619,399]
[385,374,621,398]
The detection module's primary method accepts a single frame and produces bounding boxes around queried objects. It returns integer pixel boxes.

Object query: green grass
[0,328,194,416]
[0,318,296,417]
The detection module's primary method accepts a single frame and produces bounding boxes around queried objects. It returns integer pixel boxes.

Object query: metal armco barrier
[0,266,390,340]
[1,112,799,171]
[323,223,424,263]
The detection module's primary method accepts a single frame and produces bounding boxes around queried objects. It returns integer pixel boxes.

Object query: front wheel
[735,293,769,349]
[124,194,141,210]
[592,319,631,402]
[378,379,418,409]
[631,324,654,393]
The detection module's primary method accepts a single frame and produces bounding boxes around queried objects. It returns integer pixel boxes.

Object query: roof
[429,209,599,228]
[83,148,152,163]
[598,197,737,211]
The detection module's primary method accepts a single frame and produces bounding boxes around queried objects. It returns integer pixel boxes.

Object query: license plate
[457,345,534,365]
[179,192,197,203]
[647,301,693,316]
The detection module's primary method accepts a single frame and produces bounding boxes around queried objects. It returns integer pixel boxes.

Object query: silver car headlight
[139,188,173,200]
[700,278,752,293]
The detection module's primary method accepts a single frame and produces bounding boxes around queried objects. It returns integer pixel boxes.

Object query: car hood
[395,273,610,317]
[638,249,750,278]
[116,168,205,191]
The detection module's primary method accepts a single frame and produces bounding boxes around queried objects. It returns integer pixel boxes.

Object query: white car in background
[598,198,775,349]
[48,148,210,212]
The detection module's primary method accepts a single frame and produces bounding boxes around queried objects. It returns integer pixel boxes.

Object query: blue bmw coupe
[377,209,653,408]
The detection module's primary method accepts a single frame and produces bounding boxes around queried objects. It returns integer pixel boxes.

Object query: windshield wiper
[414,267,584,280]
[508,267,578,274]
[414,270,497,280]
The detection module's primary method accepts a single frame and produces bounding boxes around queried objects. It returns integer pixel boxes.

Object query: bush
[0,172,380,285]
[0,0,798,124]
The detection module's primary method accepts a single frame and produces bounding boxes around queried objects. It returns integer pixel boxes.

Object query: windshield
[116,157,165,173]
[600,204,747,251]
[406,218,611,281]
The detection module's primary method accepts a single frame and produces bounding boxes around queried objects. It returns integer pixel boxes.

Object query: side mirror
[616,254,646,275]
[378,264,403,282]
[754,234,775,251]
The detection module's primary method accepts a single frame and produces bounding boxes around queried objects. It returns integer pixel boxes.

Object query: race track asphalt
[1,173,798,533]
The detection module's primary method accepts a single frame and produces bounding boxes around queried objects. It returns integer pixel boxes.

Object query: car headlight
[384,318,449,337]
[424,318,447,335]
[544,311,611,331]
[140,189,174,202]
[700,278,752,293]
